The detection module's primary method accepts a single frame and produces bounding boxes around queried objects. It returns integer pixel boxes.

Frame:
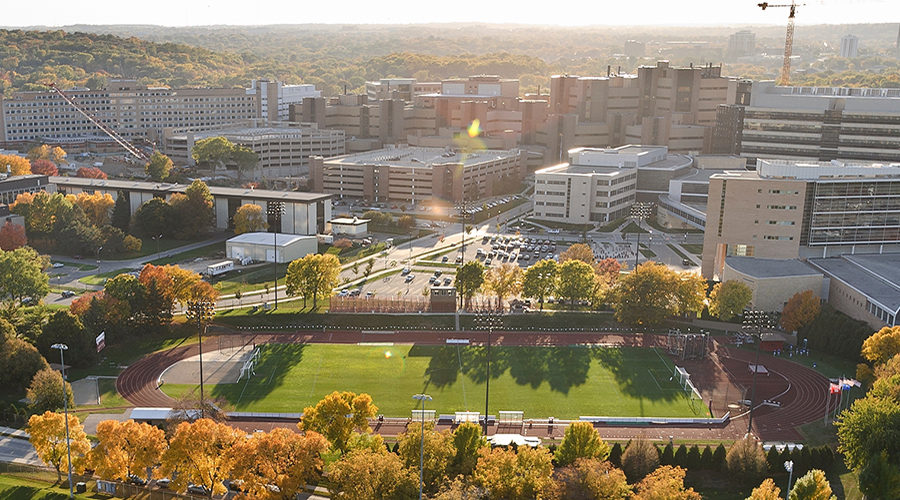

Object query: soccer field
[161,343,707,418]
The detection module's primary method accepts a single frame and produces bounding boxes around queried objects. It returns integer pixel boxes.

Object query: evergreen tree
[686,445,701,470]
[712,444,727,471]
[111,191,131,232]
[674,444,688,467]
[608,442,623,468]
[699,445,713,470]
[661,443,675,465]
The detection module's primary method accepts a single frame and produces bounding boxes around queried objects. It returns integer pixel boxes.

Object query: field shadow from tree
[591,348,683,402]
[209,342,307,406]
[413,345,593,395]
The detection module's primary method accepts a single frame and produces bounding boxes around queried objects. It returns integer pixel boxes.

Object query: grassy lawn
[639,244,657,258]
[0,475,99,500]
[211,263,286,296]
[162,344,705,418]
[621,222,649,234]
[682,243,704,255]
[77,268,133,286]
[667,244,693,262]
[473,198,528,223]
[525,218,594,232]
[647,218,703,234]
[595,217,627,232]
[147,242,225,266]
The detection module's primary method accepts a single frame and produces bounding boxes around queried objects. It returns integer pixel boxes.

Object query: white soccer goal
[238,347,261,382]
[674,366,702,400]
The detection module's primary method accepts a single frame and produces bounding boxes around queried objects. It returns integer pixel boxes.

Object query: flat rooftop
[168,124,340,141]
[50,176,331,203]
[808,253,900,313]
[726,257,822,279]
[325,147,518,168]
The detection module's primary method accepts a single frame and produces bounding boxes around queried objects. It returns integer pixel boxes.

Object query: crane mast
[758,1,803,86]
[45,83,150,163]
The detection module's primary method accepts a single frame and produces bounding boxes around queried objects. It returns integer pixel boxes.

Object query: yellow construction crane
[759,1,804,86]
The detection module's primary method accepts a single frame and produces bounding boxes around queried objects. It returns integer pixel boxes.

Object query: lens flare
[467,119,481,138]
[384,350,392,359]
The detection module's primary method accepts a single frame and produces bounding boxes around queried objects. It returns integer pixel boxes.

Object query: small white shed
[328,217,369,236]
[226,232,317,264]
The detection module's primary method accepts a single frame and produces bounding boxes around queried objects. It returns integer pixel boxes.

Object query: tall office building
[246,80,320,123]
[840,35,859,58]
[702,158,900,279]
[727,30,756,59]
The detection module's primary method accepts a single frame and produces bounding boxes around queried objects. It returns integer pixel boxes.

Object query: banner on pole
[96,331,106,352]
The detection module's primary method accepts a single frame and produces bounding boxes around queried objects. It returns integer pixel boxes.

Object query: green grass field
[162,344,705,418]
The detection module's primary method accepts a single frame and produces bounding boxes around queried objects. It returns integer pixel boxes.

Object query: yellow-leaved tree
[862,326,900,366]
[0,154,31,176]
[160,418,243,496]
[68,192,115,227]
[27,411,91,481]
[228,427,329,500]
[88,419,166,483]
[232,203,268,235]
[299,391,377,453]
[473,446,557,499]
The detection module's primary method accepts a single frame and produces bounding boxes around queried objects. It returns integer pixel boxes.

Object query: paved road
[0,436,41,465]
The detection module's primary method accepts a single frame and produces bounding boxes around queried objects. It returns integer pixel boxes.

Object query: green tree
[299,391,377,453]
[836,394,900,487]
[455,260,485,310]
[0,331,50,393]
[26,368,74,414]
[133,198,173,237]
[727,437,769,485]
[483,262,524,309]
[285,254,341,310]
[191,136,234,170]
[169,179,214,239]
[857,450,900,500]
[397,215,416,232]
[145,151,173,182]
[0,246,50,318]
[555,259,595,307]
[230,144,258,182]
[781,290,822,333]
[397,422,455,494]
[788,469,836,500]
[110,191,131,233]
[555,421,610,467]
[621,437,659,482]
[36,310,96,368]
[450,422,485,476]
[611,262,704,326]
[709,280,753,321]
[522,259,557,310]
[232,204,268,234]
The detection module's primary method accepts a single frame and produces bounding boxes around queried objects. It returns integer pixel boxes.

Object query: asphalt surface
[0,435,41,465]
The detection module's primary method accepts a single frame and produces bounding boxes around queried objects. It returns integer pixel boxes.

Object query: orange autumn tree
[228,427,329,500]
[781,290,821,332]
[161,418,243,497]
[30,159,58,176]
[88,419,166,483]
[0,220,27,250]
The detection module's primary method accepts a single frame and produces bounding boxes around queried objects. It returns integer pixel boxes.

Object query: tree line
[27,387,841,500]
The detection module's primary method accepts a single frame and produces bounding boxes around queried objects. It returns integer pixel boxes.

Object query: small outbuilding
[226,232,317,264]
[328,217,369,236]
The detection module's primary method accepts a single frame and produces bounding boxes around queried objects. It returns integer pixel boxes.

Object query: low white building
[328,217,369,236]
[226,232,317,264]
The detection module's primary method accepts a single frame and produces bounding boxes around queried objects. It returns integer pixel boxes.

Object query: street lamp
[412,393,432,500]
[267,201,285,309]
[629,202,653,270]
[475,310,503,436]
[743,309,774,435]
[784,460,794,500]
[152,234,163,258]
[186,300,215,418]
[50,343,74,499]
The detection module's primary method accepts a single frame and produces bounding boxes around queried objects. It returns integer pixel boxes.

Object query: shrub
[726,437,768,484]
[621,437,659,482]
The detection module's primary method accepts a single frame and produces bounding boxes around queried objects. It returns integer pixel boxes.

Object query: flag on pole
[829,383,842,394]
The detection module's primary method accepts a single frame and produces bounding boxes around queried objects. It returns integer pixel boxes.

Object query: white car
[51,262,65,268]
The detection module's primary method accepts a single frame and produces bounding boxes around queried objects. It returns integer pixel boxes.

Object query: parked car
[405,275,415,283]
[60,290,76,298]
[187,484,211,496]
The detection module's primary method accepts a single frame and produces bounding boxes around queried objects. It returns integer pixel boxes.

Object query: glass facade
[808,180,900,245]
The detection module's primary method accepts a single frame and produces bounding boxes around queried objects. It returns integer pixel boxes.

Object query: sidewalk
[0,426,29,440]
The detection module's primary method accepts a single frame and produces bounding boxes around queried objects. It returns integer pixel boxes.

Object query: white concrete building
[328,217,369,236]
[247,80,321,123]
[533,145,693,224]
[226,232,317,264]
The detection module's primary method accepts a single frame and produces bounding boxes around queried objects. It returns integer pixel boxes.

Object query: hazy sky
[3,0,898,27]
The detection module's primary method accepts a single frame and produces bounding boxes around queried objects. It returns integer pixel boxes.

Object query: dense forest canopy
[1,23,899,98]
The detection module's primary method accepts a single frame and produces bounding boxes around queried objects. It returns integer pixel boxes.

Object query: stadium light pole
[412,393,432,500]
[629,202,653,270]
[784,460,794,500]
[51,343,74,499]
[186,300,215,418]
[475,310,503,436]
[743,309,773,435]
[267,201,286,310]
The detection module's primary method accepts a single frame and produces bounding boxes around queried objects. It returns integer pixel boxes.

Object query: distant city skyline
[2,0,897,28]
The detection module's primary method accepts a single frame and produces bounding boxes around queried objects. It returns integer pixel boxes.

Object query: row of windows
[866,300,897,326]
